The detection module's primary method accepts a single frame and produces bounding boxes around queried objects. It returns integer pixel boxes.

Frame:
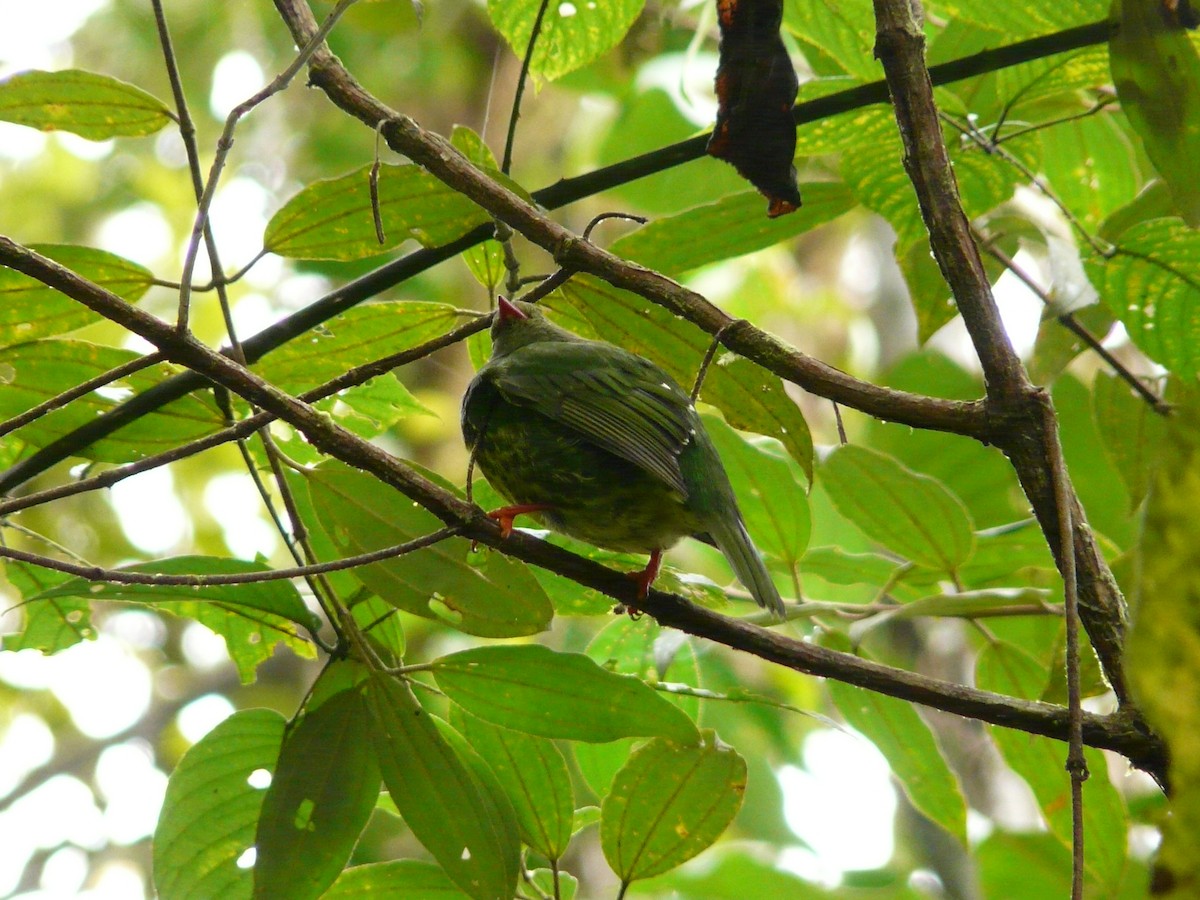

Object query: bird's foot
[628,554,667,602]
[487,503,554,539]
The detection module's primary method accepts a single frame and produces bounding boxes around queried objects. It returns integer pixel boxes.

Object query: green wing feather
[486,341,696,497]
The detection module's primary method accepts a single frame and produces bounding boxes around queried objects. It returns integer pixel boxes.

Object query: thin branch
[501,0,552,174]
[869,0,1133,706]
[175,0,361,330]
[0,351,164,440]
[0,525,463,588]
[1045,400,1088,899]
[979,236,1168,413]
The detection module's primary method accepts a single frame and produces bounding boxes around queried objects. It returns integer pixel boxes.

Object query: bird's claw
[486,503,554,539]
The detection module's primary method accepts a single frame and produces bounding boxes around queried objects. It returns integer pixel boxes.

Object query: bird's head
[490,295,579,356]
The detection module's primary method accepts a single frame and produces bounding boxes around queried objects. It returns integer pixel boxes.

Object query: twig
[0,525,463,588]
[0,351,164,440]
[979,236,1168,413]
[501,0,552,175]
[1044,400,1089,899]
[175,0,361,330]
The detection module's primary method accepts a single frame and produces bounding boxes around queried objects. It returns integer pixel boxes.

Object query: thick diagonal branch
[869,1,1132,707]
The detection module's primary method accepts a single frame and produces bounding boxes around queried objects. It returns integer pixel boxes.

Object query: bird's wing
[488,341,696,496]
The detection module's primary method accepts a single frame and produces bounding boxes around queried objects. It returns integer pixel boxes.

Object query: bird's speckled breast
[472,398,705,553]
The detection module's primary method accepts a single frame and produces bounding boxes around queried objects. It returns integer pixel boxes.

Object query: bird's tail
[708,515,785,619]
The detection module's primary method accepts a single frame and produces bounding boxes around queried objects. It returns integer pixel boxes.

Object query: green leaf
[0,244,153,346]
[254,680,380,900]
[0,69,172,139]
[0,341,223,464]
[28,556,318,683]
[976,642,1129,891]
[600,732,746,882]
[610,184,856,276]
[1110,0,1200,226]
[547,279,814,476]
[252,302,459,393]
[488,0,645,82]
[1,561,88,653]
[431,644,699,744]
[363,674,520,900]
[323,861,469,898]
[264,164,488,260]
[1092,370,1167,509]
[702,414,810,571]
[826,666,967,843]
[153,709,287,900]
[305,462,553,637]
[800,546,905,587]
[783,0,877,79]
[930,0,1108,39]
[454,711,574,861]
[1089,218,1200,375]
[820,444,975,573]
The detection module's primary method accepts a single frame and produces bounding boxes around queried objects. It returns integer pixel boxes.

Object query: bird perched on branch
[461,296,785,618]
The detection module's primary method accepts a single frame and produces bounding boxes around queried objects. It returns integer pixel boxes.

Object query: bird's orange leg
[621,549,663,618]
[488,503,554,538]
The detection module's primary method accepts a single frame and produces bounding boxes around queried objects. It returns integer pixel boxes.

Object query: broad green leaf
[454,712,574,861]
[976,642,1129,892]
[1,561,86,654]
[349,593,405,663]
[610,184,856,276]
[332,373,436,438]
[252,302,458,393]
[820,444,975,573]
[1092,370,1167,508]
[0,244,153,346]
[1100,181,1178,242]
[587,615,702,720]
[1110,0,1200,226]
[254,682,380,900]
[28,556,318,683]
[0,69,172,138]
[153,709,287,900]
[1089,218,1200,375]
[574,618,701,796]
[547,279,814,477]
[826,642,967,843]
[324,861,468,899]
[702,414,809,570]
[801,546,905,587]
[850,587,1055,643]
[488,0,645,83]
[1127,384,1200,897]
[869,353,1020,529]
[899,239,958,343]
[431,644,699,744]
[600,732,746,882]
[264,164,488,260]
[527,868,578,900]
[928,0,1109,39]
[305,462,553,637]
[783,0,877,79]
[363,674,520,900]
[1039,113,1144,230]
[0,341,223,464]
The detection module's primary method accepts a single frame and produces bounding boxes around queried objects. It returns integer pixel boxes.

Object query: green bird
[461,296,785,617]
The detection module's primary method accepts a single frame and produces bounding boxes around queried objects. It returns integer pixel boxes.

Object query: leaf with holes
[153,709,286,900]
[488,0,645,83]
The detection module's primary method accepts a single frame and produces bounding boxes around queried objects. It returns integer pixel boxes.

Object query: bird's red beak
[497,296,528,322]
